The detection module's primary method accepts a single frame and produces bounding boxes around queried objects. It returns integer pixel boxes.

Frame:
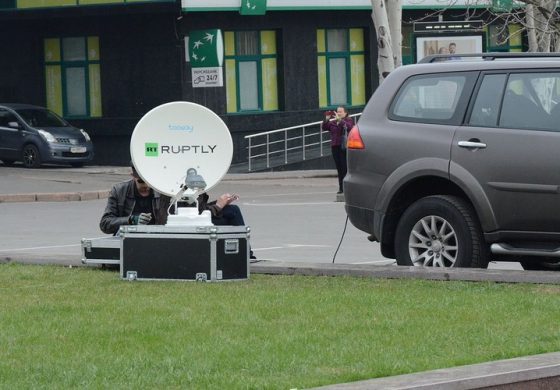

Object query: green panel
[317,56,327,108]
[18,0,75,7]
[262,58,278,111]
[224,31,235,56]
[88,64,102,117]
[349,28,364,52]
[240,0,266,15]
[79,0,123,4]
[87,36,100,61]
[45,65,63,116]
[225,59,237,113]
[44,38,61,62]
[260,30,276,55]
[350,54,365,106]
[491,0,512,12]
[189,29,223,68]
[16,0,169,7]
[317,29,325,53]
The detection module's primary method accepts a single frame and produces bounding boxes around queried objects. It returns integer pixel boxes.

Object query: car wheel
[22,144,41,168]
[521,258,560,271]
[395,195,489,268]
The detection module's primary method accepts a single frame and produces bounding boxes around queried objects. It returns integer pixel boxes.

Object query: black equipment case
[81,236,121,266]
[119,225,250,282]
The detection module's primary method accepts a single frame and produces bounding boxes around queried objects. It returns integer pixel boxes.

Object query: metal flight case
[119,225,250,282]
[81,236,121,266]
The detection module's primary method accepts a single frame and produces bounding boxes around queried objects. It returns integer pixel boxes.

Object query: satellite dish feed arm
[168,168,207,216]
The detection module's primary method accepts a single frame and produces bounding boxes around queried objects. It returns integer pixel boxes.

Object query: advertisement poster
[416,35,483,62]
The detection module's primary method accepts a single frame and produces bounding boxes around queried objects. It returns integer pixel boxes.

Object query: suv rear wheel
[395,195,489,268]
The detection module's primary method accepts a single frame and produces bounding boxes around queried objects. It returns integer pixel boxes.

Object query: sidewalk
[0,165,337,202]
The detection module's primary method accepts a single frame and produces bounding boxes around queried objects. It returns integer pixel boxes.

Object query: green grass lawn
[1,263,559,389]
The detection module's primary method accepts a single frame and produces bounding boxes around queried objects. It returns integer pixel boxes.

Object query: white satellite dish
[130,101,233,198]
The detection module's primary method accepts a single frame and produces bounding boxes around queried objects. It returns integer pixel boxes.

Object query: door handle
[458,140,487,149]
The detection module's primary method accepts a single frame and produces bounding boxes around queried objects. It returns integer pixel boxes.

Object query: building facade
[0,0,526,165]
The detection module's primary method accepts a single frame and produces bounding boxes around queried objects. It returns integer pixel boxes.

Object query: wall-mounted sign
[414,20,483,33]
[240,0,266,15]
[192,67,223,88]
[491,0,513,12]
[188,29,223,68]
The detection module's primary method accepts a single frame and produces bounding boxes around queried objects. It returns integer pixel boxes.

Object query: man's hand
[138,213,152,225]
[130,213,152,225]
[216,193,239,209]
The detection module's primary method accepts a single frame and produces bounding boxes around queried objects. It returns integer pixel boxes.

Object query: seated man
[99,165,255,258]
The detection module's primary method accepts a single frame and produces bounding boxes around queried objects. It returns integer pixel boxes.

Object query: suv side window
[500,72,560,132]
[468,74,506,127]
[390,73,473,124]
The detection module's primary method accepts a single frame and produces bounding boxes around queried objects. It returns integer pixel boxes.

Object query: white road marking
[247,191,335,199]
[0,244,81,252]
[254,244,331,251]
[242,202,338,206]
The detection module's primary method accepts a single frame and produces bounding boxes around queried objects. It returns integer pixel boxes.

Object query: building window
[317,28,366,108]
[44,36,102,118]
[224,30,279,113]
[486,24,523,52]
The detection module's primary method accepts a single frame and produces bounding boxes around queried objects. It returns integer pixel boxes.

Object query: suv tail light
[347,125,364,149]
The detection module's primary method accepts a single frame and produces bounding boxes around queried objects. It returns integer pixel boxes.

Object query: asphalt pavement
[1,162,560,389]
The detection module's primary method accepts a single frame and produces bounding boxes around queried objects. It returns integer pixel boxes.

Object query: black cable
[332,215,349,264]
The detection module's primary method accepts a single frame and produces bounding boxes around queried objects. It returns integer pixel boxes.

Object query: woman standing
[322,106,354,194]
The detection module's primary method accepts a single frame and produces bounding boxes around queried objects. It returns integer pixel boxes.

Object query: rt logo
[145,143,159,157]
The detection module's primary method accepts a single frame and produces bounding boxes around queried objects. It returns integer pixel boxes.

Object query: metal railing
[244,113,361,172]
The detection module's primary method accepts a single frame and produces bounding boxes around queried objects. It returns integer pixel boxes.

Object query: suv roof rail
[419,52,560,64]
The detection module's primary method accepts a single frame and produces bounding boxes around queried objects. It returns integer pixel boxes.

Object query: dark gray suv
[0,103,94,168]
[344,54,560,270]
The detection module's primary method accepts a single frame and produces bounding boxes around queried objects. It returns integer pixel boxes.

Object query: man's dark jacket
[99,180,222,235]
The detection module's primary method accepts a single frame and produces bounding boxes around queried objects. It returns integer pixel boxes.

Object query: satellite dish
[130,101,233,198]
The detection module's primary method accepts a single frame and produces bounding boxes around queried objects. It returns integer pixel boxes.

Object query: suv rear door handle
[458,140,487,149]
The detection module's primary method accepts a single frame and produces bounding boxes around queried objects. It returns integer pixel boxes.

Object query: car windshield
[15,108,69,127]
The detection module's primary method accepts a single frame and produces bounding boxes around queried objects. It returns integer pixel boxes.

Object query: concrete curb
[309,352,560,389]
[251,261,560,284]
[0,190,110,203]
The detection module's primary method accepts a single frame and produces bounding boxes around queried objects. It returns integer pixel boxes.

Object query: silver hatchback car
[0,103,94,168]
[345,53,560,270]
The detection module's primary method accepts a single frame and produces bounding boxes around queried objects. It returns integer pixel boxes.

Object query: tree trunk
[526,0,556,52]
[386,0,403,67]
[371,0,395,82]
[526,4,538,52]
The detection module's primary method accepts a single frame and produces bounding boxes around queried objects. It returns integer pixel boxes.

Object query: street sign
[191,67,224,88]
